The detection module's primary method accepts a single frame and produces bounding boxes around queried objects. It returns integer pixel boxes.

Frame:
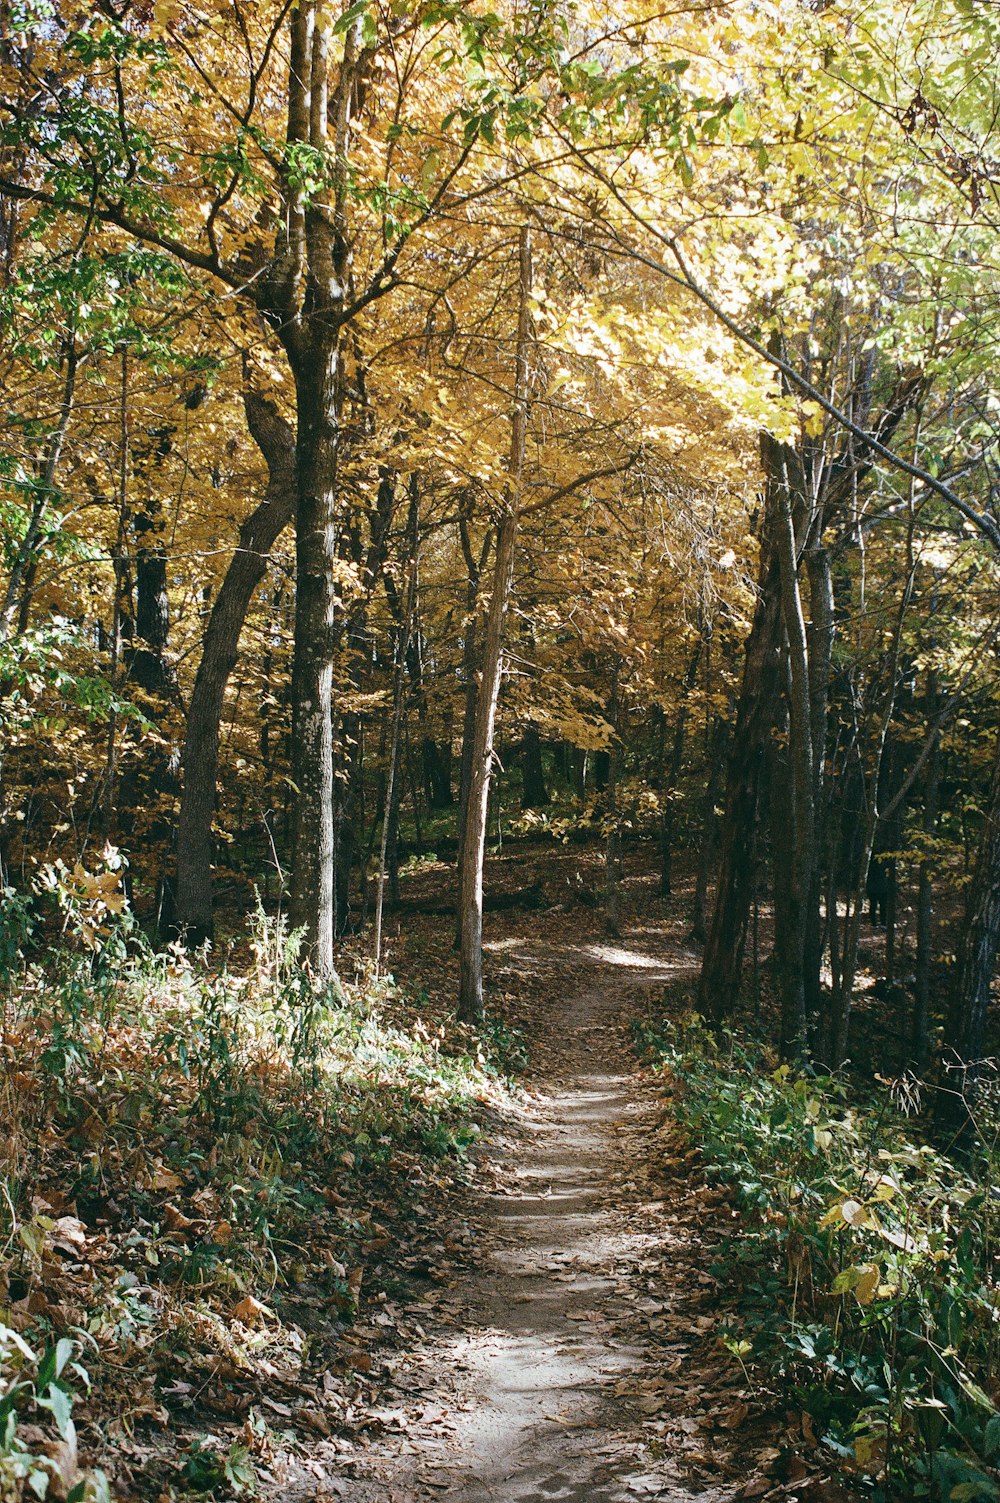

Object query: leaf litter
[1,848,857,1500]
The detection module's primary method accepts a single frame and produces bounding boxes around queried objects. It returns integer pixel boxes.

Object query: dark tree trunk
[944,730,1000,1118]
[572,747,586,803]
[423,737,454,809]
[660,641,702,897]
[698,492,784,1021]
[690,715,729,944]
[913,671,940,1070]
[175,391,295,942]
[130,511,171,696]
[520,723,550,809]
[604,665,622,938]
[804,545,834,1032]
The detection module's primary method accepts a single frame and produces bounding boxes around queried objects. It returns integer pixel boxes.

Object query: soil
[291,885,782,1503]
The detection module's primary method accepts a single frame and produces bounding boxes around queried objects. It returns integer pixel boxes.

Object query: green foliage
[0,1325,109,1502]
[179,1437,255,1497]
[636,1012,1000,1501]
[0,886,521,1480]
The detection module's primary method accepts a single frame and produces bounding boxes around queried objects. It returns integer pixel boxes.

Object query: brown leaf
[232,1294,270,1326]
[151,1166,183,1192]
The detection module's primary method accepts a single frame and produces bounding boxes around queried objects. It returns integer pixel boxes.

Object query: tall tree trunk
[458,225,532,1024]
[698,489,783,1021]
[913,670,940,1071]
[455,514,490,886]
[0,331,77,643]
[943,731,1000,1124]
[520,723,549,809]
[175,391,295,942]
[690,715,729,943]
[804,544,834,1033]
[285,331,340,976]
[659,640,702,897]
[604,663,622,938]
[774,462,815,1057]
[375,556,416,976]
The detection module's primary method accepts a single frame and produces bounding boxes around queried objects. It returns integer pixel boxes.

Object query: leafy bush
[0,1326,109,1502]
[0,891,522,1495]
[636,1011,1000,1502]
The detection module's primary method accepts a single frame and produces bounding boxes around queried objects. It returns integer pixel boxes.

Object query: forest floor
[278,852,849,1503]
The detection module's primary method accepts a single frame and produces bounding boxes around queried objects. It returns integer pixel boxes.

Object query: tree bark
[458,225,532,1024]
[774,461,815,1057]
[945,730,1000,1115]
[175,390,295,941]
[913,670,940,1071]
[659,640,702,897]
[698,487,784,1021]
[690,715,728,943]
[520,723,550,809]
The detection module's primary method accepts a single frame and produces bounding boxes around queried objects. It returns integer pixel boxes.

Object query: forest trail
[323,929,759,1503]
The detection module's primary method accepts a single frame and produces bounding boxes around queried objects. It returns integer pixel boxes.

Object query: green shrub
[636,1012,1000,1502]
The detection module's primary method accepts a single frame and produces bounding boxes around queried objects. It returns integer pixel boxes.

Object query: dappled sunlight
[334,939,726,1501]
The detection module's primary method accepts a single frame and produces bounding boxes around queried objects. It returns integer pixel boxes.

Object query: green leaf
[983,1413,1000,1460]
[39,1382,73,1441]
[333,0,369,36]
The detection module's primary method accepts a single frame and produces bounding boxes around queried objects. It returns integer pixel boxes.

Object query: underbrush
[636,1010,1000,1503]
[0,859,522,1499]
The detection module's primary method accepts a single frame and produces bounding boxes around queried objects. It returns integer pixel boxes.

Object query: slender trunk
[458,226,532,1024]
[913,670,940,1071]
[660,641,702,897]
[573,747,586,803]
[698,492,783,1019]
[690,716,729,943]
[774,473,814,1057]
[455,516,490,890]
[102,345,132,842]
[943,730,1000,1122]
[604,664,622,938]
[0,333,77,643]
[375,557,416,977]
[804,545,834,1032]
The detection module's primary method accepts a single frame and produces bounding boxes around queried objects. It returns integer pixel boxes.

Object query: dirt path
[322,933,756,1503]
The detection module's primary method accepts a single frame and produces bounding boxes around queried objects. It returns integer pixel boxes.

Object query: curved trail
[331,936,745,1503]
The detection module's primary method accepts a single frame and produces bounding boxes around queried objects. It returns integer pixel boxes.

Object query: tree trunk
[804,544,834,1033]
[175,392,295,941]
[457,225,532,1024]
[690,715,729,943]
[374,557,416,976]
[660,641,702,897]
[944,730,1000,1119]
[423,737,453,808]
[520,723,550,809]
[774,468,815,1057]
[913,670,940,1070]
[698,490,783,1021]
[604,663,622,938]
[286,337,340,976]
